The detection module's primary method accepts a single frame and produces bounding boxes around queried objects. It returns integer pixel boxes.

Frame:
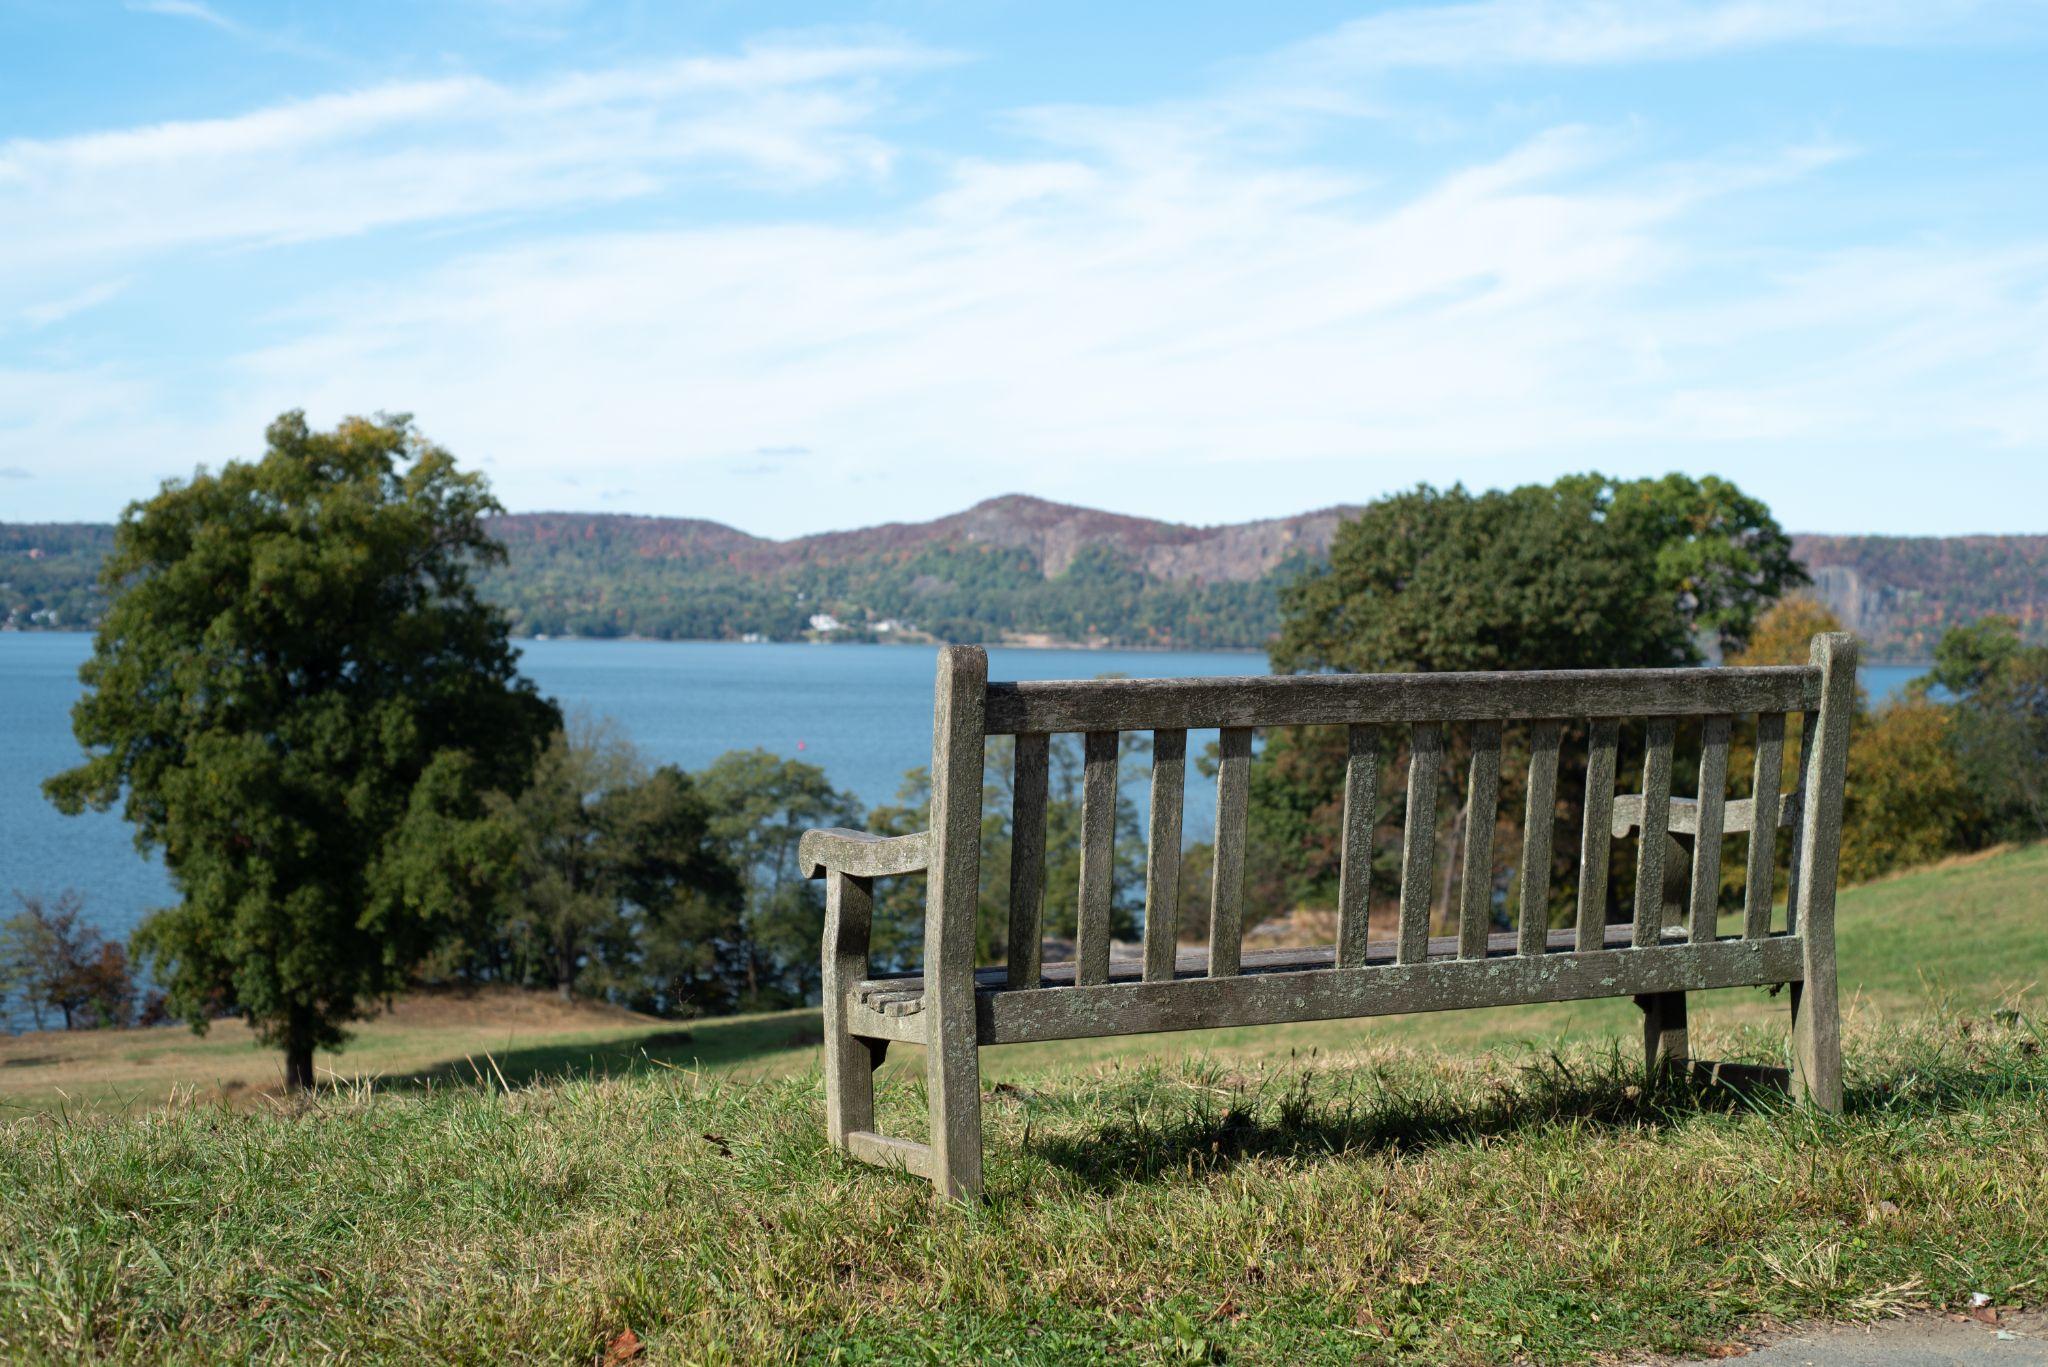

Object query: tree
[1838,701,1979,883]
[1273,474,1805,676]
[1940,619,2048,841]
[479,718,742,1012]
[44,412,558,1088]
[695,750,864,1006]
[1257,474,1807,930]
[0,891,135,1031]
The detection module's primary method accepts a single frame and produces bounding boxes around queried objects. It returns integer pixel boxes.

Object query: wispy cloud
[19,279,131,328]
[0,37,953,277]
[126,0,240,33]
[1268,0,1988,77]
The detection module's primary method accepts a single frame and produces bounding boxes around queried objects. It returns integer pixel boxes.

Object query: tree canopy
[44,412,558,1086]
[1272,474,1807,676]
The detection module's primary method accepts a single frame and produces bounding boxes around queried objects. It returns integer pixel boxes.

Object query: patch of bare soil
[372,985,661,1031]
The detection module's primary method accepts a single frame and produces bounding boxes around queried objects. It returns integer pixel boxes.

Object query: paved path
[1673,1311,2046,1365]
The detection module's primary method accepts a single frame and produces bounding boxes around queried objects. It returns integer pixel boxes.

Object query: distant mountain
[5,498,2042,661]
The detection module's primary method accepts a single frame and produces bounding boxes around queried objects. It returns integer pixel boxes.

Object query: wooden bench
[801,633,1858,1200]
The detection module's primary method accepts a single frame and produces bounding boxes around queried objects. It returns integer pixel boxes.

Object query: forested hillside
[5,498,2043,659]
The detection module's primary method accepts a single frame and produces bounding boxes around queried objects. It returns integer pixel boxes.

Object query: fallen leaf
[1968,1307,2002,1325]
[602,1328,644,1365]
[702,1132,732,1157]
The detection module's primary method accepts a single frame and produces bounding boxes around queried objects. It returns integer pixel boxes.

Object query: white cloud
[1267,0,1986,77]
[18,278,131,328]
[126,1,241,33]
[0,38,951,277]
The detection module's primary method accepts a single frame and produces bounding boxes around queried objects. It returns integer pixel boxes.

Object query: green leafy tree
[1939,619,2048,841]
[1256,474,1807,929]
[44,412,558,1088]
[696,750,864,1006]
[478,718,742,1012]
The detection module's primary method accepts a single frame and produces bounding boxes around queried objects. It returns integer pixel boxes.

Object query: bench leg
[1789,979,1843,1113]
[1635,991,1688,1080]
[926,1017,984,1201]
[823,871,881,1151]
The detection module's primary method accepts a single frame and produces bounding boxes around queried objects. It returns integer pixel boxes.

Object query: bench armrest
[801,828,932,880]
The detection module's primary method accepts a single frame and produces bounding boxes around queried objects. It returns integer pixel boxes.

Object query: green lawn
[3,846,2045,1363]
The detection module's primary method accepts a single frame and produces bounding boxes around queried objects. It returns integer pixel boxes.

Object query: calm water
[1,633,1931,975]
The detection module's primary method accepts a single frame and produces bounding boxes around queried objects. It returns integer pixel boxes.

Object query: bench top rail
[983,664,1819,735]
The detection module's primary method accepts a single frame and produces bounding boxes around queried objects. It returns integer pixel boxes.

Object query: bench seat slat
[984,666,1819,734]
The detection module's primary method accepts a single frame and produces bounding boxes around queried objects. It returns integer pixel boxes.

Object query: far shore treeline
[7,500,2048,665]
[4,413,2045,1086]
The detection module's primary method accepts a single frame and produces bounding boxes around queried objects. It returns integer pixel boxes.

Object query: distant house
[808,613,842,633]
[874,619,901,634]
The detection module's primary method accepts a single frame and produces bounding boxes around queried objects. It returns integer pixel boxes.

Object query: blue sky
[2,1,2045,537]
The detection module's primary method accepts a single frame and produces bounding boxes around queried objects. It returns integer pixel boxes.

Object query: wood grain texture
[1077,730,1118,987]
[1518,721,1562,958]
[1337,724,1381,969]
[1143,729,1187,984]
[1458,721,1503,960]
[822,871,877,1147]
[922,645,987,1200]
[971,936,1803,1046]
[1744,712,1787,941]
[1791,633,1857,1114]
[1689,715,1731,944]
[1576,718,1620,953]
[845,1130,933,1180]
[1632,717,1677,948]
[1786,710,1819,935]
[1398,723,1442,966]
[1208,727,1253,978]
[801,828,930,880]
[1006,733,1049,989]
[984,665,1818,734]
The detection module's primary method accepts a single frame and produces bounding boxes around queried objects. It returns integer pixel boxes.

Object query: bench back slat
[1786,709,1819,934]
[1076,730,1118,986]
[1688,714,1732,943]
[1336,724,1381,969]
[1458,720,1503,959]
[1006,732,1049,988]
[1743,712,1787,940]
[984,665,1817,735]
[1397,722,1442,966]
[1208,727,1253,977]
[1576,718,1620,952]
[1517,720,1562,957]
[1143,729,1187,983]
[1631,717,1678,947]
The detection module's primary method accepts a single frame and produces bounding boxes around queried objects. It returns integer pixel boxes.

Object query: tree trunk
[284,1038,316,1091]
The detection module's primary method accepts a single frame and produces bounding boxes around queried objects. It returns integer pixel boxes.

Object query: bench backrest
[923,633,1858,994]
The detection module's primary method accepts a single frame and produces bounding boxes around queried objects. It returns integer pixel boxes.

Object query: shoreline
[0,628,1939,667]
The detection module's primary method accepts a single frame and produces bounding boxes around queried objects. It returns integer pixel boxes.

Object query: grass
[2,845,2046,1362]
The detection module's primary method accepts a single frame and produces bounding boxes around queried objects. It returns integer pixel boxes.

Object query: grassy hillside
[9,843,2042,1116]
[2,848,2044,1363]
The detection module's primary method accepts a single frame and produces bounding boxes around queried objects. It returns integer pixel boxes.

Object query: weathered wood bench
[802,634,1857,1200]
